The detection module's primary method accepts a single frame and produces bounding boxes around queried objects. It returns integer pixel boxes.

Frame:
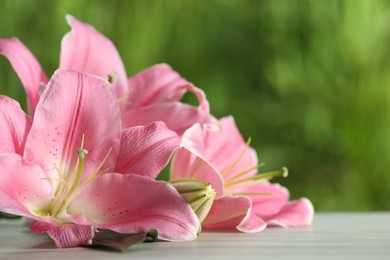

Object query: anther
[107,73,118,84]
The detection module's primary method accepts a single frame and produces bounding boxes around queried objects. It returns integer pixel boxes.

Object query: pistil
[48,145,88,217]
[43,137,112,219]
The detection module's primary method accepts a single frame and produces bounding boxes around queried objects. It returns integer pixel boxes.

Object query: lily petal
[126,64,210,113]
[0,154,52,218]
[266,198,314,227]
[202,196,265,232]
[0,96,32,154]
[127,64,188,107]
[178,123,212,160]
[206,116,258,182]
[24,69,121,181]
[115,121,180,178]
[67,173,200,241]
[60,15,128,98]
[0,38,48,115]
[235,182,290,218]
[121,102,217,135]
[171,123,225,195]
[171,148,224,196]
[172,84,210,113]
[236,208,267,233]
[30,221,94,248]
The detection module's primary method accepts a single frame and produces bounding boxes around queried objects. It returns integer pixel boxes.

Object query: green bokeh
[1,0,389,211]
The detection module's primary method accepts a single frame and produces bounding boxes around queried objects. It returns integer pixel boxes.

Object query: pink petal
[234,182,290,218]
[24,69,121,182]
[171,147,224,196]
[0,154,52,218]
[266,198,314,227]
[227,181,313,228]
[127,64,188,107]
[179,123,209,159]
[67,173,200,241]
[126,64,210,113]
[0,96,32,154]
[203,196,265,232]
[30,221,94,248]
[170,123,225,196]
[115,121,180,179]
[0,38,48,115]
[60,15,128,98]
[172,84,210,113]
[205,116,258,182]
[121,102,218,135]
[236,208,267,233]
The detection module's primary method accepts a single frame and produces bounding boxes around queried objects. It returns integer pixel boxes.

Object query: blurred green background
[1,0,389,211]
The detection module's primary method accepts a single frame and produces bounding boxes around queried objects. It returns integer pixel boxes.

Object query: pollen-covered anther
[281,167,288,178]
[107,73,118,84]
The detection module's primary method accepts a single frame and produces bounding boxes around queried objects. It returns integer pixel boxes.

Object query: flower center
[42,136,111,219]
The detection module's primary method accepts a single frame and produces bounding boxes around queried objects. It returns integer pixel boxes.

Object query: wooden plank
[1,213,389,259]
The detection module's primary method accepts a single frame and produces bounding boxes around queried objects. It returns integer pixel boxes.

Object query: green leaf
[0,212,21,219]
[87,229,158,252]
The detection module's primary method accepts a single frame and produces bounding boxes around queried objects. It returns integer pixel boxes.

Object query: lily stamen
[45,136,112,218]
[107,73,118,84]
[224,167,288,191]
[224,162,266,184]
[116,90,132,108]
[90,148,112,177]
[41,177,68,186]
[71,167,110,198]
[43,153,66,180]
[65,135,87,195]
[49,152,83,216]
[220,138,252,177]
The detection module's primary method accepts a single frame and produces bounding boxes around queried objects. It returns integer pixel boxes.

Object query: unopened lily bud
[170,179,216,223]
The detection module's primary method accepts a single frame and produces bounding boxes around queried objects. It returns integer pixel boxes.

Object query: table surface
[1,213,389,259]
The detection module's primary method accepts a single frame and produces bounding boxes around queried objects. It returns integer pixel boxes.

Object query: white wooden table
[1,213,389,259]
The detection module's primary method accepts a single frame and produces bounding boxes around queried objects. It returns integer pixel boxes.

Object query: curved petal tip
[30,221,95,248]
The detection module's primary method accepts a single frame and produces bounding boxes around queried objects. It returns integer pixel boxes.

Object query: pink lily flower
[170,116,314,232]
[0,15,216,134]
[0,69,200,247]
[0,96,31,154]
